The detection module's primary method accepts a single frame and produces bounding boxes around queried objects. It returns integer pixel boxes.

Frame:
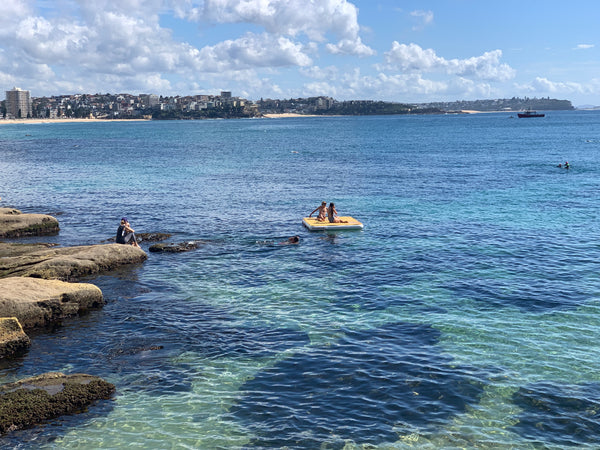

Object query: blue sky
[1,0,599,106]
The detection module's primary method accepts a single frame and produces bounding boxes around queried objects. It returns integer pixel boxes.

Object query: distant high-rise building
[5,87,32,119]
[220,91,232,99]
[140,94,159,108]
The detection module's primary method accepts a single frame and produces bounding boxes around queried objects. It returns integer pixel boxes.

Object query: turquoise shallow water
[1,111,600,448]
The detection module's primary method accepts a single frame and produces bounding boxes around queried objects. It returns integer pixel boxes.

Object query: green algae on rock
[0,372,115,435]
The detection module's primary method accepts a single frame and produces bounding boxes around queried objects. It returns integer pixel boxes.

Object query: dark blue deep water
[1,111,600,448]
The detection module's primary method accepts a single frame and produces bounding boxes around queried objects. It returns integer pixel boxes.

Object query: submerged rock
[0,243,147,280]
[0,318,31,358]
[0,372,115,435]
[149,241,202,253]
[0,208,59,238]
[103,232,172,244]
[136,232,172,242]
[0,277,104,330]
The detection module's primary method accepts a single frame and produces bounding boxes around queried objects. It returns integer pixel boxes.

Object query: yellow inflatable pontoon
[302,217,364,231]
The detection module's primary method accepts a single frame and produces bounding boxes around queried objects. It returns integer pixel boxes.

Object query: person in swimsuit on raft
[327,202,348,223]
[116,217,140,247]
[309,201,328,222]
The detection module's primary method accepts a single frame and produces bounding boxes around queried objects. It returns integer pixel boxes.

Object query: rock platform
[0,277,104,329]
[0,243,147,280]
[0,208,59,238]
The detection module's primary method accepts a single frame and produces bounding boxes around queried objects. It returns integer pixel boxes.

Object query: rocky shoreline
[0,207,147,435]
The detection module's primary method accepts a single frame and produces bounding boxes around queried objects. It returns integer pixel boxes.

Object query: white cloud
[15,16,91,62]
[516,77,587,94]
[299,65,339,80]
[184,0,374,56]
[196,33,313,71]
[303,81,338,97]
[575,44,594,50]
[410,9,433,30]
[0,0,31,34]
[296,66,502,102]
[1,0,372,96]
[326,37,375,57]
[384,42,516,81]
[187,0,357,39]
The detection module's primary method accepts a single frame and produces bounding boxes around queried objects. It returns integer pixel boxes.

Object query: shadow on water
[229,322,490,448]
[511,381,600,446]
[440,224,594,312]
[0,272,310,445]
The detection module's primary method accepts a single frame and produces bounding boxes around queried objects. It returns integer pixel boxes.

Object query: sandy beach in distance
[0,115,317,123]
[0,118,151,125]
[0,112,515,124]
[262,113,319,118]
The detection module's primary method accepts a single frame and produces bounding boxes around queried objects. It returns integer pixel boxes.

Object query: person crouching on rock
[116,217,140,247]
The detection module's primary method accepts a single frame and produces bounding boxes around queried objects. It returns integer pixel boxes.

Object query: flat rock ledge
[0,208,59,238]
[0,318,31,358]
[0,372,115,435]
[0,243,147,280]
[0,278,104,330]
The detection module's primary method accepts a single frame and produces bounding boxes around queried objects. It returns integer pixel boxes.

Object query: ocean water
[1,111,600,448]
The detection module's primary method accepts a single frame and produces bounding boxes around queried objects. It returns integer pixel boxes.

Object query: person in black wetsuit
[116,217,140,247]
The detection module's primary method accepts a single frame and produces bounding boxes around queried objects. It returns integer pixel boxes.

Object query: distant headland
[1,89,575,122]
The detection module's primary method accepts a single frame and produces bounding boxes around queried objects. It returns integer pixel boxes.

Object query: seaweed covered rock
[0,208,59,238]
[136,232,172,242]
[0,243,147,280]
[149,241,202,253]
[0,318,31,358]
[0,278,104,329]
[0,372,115,435]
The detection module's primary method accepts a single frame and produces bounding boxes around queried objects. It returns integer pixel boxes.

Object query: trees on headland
[256,96,573,116]
[425,97,574,112]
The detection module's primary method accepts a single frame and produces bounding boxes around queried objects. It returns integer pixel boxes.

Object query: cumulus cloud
[516,77,587,94]
[195,33,313,71]
[186,0,357,39]
[326,37,375,57]
[183,0,374,56]
[0,0,378,96]
[383,42,516,81]
[0,0,31,33]
[300,66,501,102]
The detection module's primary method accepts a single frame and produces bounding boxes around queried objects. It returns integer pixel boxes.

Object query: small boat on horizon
[518,109,545,118]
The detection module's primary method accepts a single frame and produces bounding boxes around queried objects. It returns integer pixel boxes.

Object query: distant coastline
[0,114,318,124]
[0,109,586,125]
[0,118,150,125]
